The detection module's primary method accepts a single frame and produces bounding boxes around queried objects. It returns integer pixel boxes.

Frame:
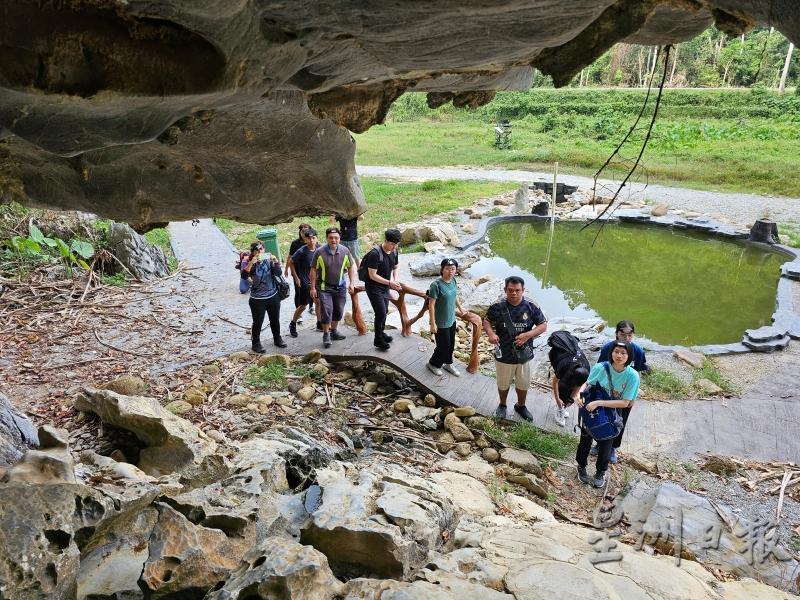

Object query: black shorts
[294,284,311,308]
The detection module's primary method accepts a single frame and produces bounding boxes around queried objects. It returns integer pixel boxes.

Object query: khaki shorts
[495,360,532,391]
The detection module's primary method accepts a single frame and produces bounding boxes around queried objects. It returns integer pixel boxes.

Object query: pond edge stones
[458,211,800,357]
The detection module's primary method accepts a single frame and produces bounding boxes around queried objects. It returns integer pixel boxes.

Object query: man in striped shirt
[309,227,356,348]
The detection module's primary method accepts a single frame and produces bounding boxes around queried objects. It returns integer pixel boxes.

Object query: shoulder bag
[578,362,624,441]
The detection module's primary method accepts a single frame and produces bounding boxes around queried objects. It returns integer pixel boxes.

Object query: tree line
[550,27,797,93]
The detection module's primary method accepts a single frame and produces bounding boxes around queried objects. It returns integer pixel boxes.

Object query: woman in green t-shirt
[426,258,466,377]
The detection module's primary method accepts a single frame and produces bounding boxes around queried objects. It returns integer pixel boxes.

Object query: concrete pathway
[357,165,800,227]
[167,219,800,463]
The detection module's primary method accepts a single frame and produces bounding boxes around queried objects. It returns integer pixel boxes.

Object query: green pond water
[472,221,786,346]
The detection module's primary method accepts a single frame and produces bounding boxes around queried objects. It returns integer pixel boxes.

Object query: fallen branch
[93,329,155,357]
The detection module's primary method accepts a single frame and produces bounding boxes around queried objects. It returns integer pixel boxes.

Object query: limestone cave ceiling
[0,0,797,229]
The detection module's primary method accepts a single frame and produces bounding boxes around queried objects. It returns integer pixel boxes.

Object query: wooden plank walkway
[168,219,800,464]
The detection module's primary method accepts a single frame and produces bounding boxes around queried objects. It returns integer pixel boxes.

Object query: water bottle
[494,344,502,359]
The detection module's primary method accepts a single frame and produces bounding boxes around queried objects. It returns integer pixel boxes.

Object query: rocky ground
[3,192,800,598]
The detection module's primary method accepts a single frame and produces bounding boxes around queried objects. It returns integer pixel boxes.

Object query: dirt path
[357,165,800,228]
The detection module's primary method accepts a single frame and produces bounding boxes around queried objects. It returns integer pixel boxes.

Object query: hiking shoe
[577,465,591,485]
[251,344,266,354]
[274,337,287,348]
[589,445,599,456]
[514,404,533,422]
[382,333,394,343]
[374,340,391,351]
[593,470,607,488]
[609,448,619,464]
[494,405,507,419]
[288,321,298,338]
[426,362,444,376]
[443,364,461,377]
[555,407,567,427]
[323,333,332,349]
[316,321,323,331]
[330,330,346,341]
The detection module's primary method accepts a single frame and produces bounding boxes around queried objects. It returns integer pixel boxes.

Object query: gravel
[358,165,800,228]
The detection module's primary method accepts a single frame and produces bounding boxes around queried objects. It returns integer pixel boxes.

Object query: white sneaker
[555,406,568,427]
[426,362,444,376]
[443,364,461,377]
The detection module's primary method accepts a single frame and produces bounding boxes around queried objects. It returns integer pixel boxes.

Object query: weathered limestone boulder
[207,538,343,600]
[513,184,530,214]
[444,412,474,442]
[107,222,170,280]
[77,506,159,599]
[182,387,207,406]
[694,378,724,395]
[430,471,494,517]
[258,353,292,368]
[79,450,155,482]
[621,481,799,590]
[0,391,39,467]
[499,447,543,477]
[300,465,457,579]
[424,547,509,592]
[165,399,193,414]
[101,374,148,396]
[438,456,495,483]
[505,473,548,500]
[651,203,669,217]
[162,440,290,539]
[703,454,739,475]
[462,280,504,317]
[398,220,460,247]
[674,348,705,369]
[408,246,487,277]
[0,481,160,600]
[3,425,75,484]
[342,571,511,599]
[140,503,250,598]
[74,387,216,476]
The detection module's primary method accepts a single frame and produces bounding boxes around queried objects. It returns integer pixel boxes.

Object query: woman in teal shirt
[575,341,640,488]
[426,258,466,377]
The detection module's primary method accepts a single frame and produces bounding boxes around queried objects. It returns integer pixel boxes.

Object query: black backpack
[547,331,589,379]
[358,247,384,282]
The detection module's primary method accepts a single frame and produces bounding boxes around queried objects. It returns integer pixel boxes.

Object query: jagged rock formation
[1,1,798,228]
[0,380,797,599]
[0,391,38,467]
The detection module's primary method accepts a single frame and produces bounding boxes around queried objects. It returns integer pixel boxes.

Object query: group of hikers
[239,218,648,489]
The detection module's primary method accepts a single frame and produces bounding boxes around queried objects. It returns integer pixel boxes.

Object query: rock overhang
[0,0,797,228]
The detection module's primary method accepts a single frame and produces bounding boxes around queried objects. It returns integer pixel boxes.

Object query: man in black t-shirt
[365,229,402,351]
[285,223,313,315]
[287,228,320,337]
[483,276,547,421]
[331,213,363,264]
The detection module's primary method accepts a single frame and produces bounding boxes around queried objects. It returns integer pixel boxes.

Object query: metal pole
[542,162,558,285]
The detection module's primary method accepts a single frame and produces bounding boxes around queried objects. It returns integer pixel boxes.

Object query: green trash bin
[255,228,281,263]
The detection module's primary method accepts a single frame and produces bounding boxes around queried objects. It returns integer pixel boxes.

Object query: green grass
[217,177,515,254]
[355,89,800,197]
[143,227,178,272]
[693,358,738,395]
[781,222,800,247]
[641,368,690,399]
[244,363,287,389]
[101,273,127,287]
[476,419,577,460]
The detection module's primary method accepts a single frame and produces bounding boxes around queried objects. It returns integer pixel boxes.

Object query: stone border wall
[457,211,800,356]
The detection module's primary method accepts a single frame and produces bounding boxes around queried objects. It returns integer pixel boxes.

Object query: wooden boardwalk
[168,219,800,464]
[285,325,800,463]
